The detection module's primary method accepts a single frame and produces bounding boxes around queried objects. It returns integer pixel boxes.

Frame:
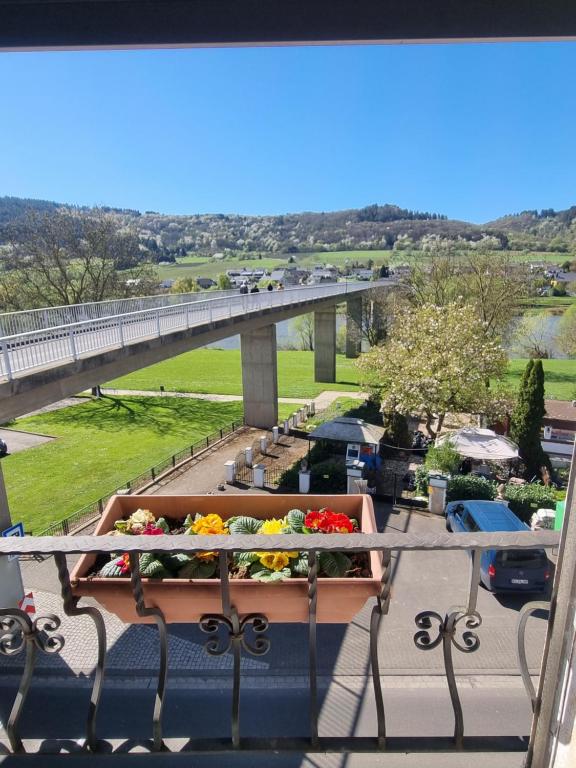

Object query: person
[239,281,248,295]
[276,282,284,290]
[267,282,274,292]
[250,284,259,293]
[0,438,7,457]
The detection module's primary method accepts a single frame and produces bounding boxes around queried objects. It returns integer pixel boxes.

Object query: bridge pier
[240,324,278,428]
[345,296,363,358]
[314,306,336,382]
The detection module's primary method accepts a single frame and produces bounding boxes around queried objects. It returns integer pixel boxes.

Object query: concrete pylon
[314,306,336,382]
[345,296,363,358]
[0,462,24,609]
[240,324,278,428]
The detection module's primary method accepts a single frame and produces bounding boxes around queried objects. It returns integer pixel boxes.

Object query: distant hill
[0,196,574,257]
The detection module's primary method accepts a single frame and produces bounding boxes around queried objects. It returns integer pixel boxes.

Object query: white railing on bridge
[0,289,239,337]
[0,280,392,381]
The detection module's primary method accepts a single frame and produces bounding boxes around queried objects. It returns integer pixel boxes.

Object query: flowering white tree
[357,303,509,437]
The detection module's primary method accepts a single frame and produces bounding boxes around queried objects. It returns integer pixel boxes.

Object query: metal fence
[0,280,393,380]
[37,419,245,536]
[0,528,559,756]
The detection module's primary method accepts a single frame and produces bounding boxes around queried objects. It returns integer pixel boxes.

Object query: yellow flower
[191,514,229,536]
[259,518,286,535]
[258,551,299,571]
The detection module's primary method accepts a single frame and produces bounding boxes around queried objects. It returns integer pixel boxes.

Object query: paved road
[0,427,53,454]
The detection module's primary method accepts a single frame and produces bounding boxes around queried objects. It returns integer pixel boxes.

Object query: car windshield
[496,550,548,569]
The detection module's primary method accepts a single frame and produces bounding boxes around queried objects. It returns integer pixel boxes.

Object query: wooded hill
[1,196,575,257]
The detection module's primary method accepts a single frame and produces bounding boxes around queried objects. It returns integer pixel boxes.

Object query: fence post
[69,327,78,361]
[224,460,236,484]
[98,498,104,515]
[172,455,176,467]
[1,342,13,381]
[118,316,124,346]
[206,436,210,448]
[259,435,268,455]
[156,310,161,337]
[151,467,156,480]
[283,419,290,435]
[245,446,253,467]
[220,429,223,439]
[253,464,265,489]
[272,426,280,444]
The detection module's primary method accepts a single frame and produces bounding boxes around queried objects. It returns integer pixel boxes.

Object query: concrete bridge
[0,280,394,425]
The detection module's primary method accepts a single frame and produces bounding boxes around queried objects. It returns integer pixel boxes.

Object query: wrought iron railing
[0,528,558,756]
[0,280,393,380]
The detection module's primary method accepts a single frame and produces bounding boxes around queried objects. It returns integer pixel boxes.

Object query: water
[205,314,347,350]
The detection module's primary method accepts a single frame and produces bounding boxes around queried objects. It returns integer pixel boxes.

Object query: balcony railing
[0,280,392,381]
[0,528,558,757]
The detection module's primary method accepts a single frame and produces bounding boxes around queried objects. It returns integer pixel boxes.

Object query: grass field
[107,349,361,398]
[519,295,576,310]
[157,257,288,281]
[3,396,298,533]
[504,359,576,401]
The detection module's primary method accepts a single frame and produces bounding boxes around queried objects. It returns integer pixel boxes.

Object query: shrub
[415,466,429,496]
[503,483,556,524]
[310,460,348,494]
[446,475,497,502]
[425,441,462,476]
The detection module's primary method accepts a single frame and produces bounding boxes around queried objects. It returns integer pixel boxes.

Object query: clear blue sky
[0,42,574,223]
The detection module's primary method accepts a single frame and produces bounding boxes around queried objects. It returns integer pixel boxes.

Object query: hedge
[446,475,497,502]
[504,484,556,524]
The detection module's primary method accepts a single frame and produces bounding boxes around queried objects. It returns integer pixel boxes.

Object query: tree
[509,359,550,479]
[404,248,529,339]
[0,208,157,310]
[357,302,509,438]
[294,313,314,350]
[557,304,576,357]
[217,273,233,290]
[170,276,200,294]
[512,314,553,359]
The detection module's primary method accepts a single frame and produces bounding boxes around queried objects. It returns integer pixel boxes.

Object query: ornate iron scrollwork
[414,608,482,748]
[0,609,65,753]
[199,610,270,657]
[0,610,64,656]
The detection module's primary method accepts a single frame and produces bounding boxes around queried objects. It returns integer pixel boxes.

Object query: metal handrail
[0,528,557,756]
[0,280,392,380]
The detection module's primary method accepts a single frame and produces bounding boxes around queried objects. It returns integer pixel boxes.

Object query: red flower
[305,510,323,530]
[116,554,131,574]
[305,509,355,534]
[142,523,164,536]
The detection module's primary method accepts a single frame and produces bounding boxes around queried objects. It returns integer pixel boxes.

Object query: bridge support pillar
[314,306,336,382]
[0,463,24,610]
[241,324,278,428]
[346,297,363,358]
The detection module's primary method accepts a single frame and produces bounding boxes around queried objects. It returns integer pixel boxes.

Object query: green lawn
[504,359,576,400]
[519,295,576,310]
[156,256,289,281]
[3,396,298,533]
[107,349,361,398]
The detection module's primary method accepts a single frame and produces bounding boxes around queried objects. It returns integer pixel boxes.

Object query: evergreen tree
[510,359,550,480]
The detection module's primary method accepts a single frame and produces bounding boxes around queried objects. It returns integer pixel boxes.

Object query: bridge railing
[0,289,238,337]
[0,281,391,381]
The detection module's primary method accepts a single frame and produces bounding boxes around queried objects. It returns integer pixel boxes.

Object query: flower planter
[70,494,382,624]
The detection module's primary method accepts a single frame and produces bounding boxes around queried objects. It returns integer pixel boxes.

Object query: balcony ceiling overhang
[1,0,576,51]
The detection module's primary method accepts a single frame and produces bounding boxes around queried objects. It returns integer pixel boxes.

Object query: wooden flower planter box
[70,494,382,624]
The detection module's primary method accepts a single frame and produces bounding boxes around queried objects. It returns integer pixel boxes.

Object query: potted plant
[70,494,382,623]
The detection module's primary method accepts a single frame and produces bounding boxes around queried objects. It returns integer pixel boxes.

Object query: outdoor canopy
[435,428,519,461]
[308,417,385,445]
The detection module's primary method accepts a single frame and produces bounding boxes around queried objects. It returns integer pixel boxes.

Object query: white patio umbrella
[435,428,519,461]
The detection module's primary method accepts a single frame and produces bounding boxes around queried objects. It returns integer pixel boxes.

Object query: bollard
[283,419,290,435]
[259,435,268,455]
[253,464,266,489]
[272,426,280,444]
[224,460,236,484]
[245,446,253,468]
[298,470,311,494]
[291,412,298,428]
[309,402,315,416]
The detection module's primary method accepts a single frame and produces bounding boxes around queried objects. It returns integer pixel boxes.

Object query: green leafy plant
[446,475,497,502]
[425,440,462,476]
[503,483,556,524]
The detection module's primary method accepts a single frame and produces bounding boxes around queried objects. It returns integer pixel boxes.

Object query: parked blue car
[445,500,550,593]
